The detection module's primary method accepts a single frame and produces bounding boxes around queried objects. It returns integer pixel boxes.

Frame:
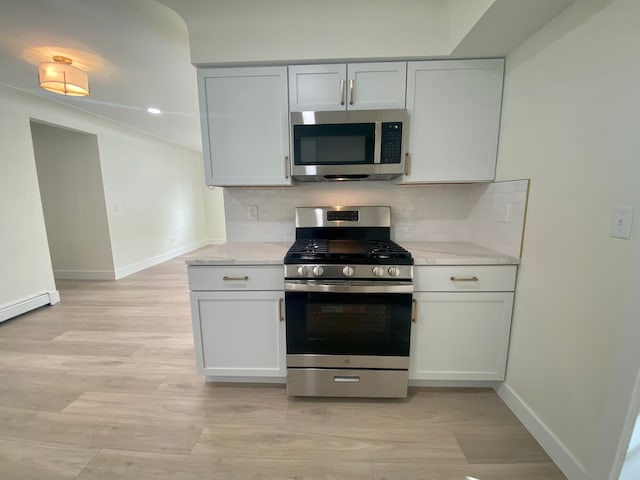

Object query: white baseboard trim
[54,269,116,280]
[409,379,502,388]
[115,240,208,279]
[207,238,226,245]
[496,382,587,480]
[205,376,286,384]
[0,290,59,323]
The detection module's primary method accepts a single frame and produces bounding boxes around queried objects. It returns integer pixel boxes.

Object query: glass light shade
[38,57,90,96]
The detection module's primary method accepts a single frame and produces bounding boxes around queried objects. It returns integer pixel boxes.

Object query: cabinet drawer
[414,265,516,292]
[188,265,283,291]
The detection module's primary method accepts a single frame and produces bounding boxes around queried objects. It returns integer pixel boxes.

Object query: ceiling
[0,0,202,151]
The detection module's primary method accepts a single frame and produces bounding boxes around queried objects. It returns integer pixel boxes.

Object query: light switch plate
[609,207,634,239]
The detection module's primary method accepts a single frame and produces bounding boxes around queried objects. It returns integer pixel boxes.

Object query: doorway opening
[30,120,115,281]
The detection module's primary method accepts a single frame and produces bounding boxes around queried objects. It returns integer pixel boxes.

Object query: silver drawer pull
[223,276,249,281]
[333,376,360,383]
[450,276,479,282]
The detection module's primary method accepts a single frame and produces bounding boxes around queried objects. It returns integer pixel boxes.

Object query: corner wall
[0,89,57,321]
[494,0,640,477]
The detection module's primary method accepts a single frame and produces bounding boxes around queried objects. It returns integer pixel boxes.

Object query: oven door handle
[285,281,413,294]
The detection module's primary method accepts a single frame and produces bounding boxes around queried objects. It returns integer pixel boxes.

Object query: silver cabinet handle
[412,299,418,323]
[450,276,479,282]
[279,298,284,321]
[404,152,411,175]
[284,155,289,179]
[349,79,354,106]
[334,376,360,383]
[339,79,345,106]
[223,276,249,281]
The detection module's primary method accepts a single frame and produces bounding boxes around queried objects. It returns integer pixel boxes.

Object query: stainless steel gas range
[283,206,414,398]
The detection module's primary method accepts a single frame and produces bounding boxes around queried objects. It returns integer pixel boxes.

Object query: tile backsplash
[223,179,528,258]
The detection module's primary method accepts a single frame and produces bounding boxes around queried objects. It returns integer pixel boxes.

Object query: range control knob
[388,267,401,277]
[372,266,385,277]
[312,266,324,277]
[297,266,309,276]
[342,266,354,277]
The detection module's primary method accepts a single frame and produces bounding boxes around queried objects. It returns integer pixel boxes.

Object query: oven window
[293,123,375,166]
[285,292,411,356]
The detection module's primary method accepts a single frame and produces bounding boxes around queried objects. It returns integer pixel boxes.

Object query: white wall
[447,0,495,47]
[494,0,640,478]
[203,186,226,244]
[97,129,207,277]
[0,88,57,317]
[162,0,450,65]
[0,83,209,318]
[31,122,115,279]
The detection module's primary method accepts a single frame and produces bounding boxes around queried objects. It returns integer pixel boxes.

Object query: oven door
[284,281,412,368]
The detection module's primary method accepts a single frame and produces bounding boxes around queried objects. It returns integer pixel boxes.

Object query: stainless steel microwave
[290,110,407,181]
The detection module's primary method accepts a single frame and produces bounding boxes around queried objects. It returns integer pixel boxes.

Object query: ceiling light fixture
[38,55,90,96]
[146,107,162,115]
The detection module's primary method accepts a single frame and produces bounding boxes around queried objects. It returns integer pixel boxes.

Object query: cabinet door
[198,67,291,186]
[289,64,347,112]
[347,62,406,110]
[409,292,513,381]
[190,291,286,378]
[404,59,504,183]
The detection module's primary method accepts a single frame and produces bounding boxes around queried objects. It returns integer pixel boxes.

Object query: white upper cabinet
[197,66,291,186]
[289,62,407,112]
[403,59,504,183]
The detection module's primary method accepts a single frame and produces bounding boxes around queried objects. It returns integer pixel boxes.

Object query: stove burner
[285,239,412,265]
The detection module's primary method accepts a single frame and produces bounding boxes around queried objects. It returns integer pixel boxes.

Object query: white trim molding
[410,380,502,389]
[48,290,60,305]
[496,383,587,480]
[54,269,116,280]
[0,290,60,323]
[115,240,208,279]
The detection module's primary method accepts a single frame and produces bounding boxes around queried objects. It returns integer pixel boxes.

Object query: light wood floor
[0,250,566,479]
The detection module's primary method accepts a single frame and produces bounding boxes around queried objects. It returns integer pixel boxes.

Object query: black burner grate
[285,239,412,264]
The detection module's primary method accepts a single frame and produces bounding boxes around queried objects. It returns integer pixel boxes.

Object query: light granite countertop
[185,242,290,266]
[185,241,519,266]
[402,242,520,265]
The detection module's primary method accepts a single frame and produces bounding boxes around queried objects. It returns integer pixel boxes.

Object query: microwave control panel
[380,122,403,164]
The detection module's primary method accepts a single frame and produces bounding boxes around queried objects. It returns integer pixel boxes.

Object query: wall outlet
[499,202,511,223]
[609,207,634,239]
[248,205,258,221]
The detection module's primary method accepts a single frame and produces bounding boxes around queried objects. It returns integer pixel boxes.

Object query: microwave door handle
[339,79,345,106]
[373,122,382,164]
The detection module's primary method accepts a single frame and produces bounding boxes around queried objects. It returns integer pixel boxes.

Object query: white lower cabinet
[410,292,514,381]
[188,266,285,380]
[410,265,516,382]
